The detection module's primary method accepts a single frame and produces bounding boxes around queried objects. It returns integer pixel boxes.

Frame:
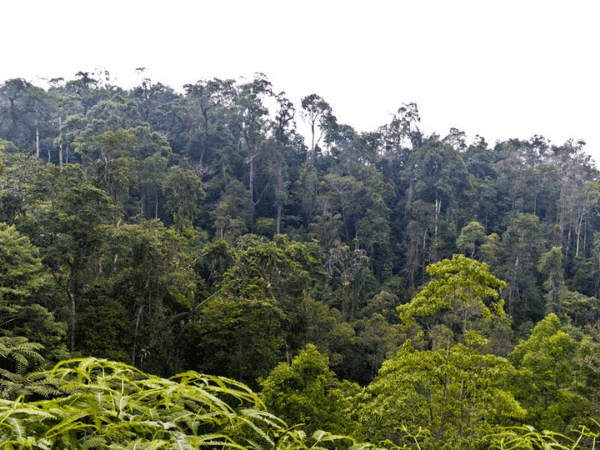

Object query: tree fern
[0,336,45,399]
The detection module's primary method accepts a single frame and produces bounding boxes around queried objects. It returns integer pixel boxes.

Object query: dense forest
[2,70,600,448]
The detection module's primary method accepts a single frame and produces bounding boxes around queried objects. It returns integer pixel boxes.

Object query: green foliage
[78,128,138,206]
[357,340,524,449]
[538,246,565,315]
[456,221,486,258]
[192,295,287,385]
[16,163,114,353]
[0,223,44,301]
[488,424,600,450]
[0,357,372,449]
[496,213,546,324]
[92,219,199,373]
[0,303,69,366]
[508,314,588,432]
[0,336,44,399]
[5,74,600,446]
[398,254,507,344]
[260,344,358,436]
[162,166,205,231]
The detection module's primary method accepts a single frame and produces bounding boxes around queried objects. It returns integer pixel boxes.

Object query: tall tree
[538,246,565,315]
[162,166,205,231]
[236,74,273,224]
[270,92,296,234]
[301,94,333,159]
[76,128,138,207]
[182,78,236,168]
[496,213,546,323]
[17,164,114,352]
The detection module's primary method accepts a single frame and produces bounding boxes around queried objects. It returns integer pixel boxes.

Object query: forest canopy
[1,71,600,449]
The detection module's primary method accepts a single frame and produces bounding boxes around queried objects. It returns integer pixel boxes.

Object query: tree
[403,139,472,240]
[190,294,287,386]
[270,92,297,234]
[456,221,487,258]
[355,309,403,380]
[398,254,507,345]
[75,128,138,207]
[182,78,236,167]
[0,223,44,302]
[189,236,336,385]
[378,102,422,169]
[17,164,114,352]
[0,79,42,151]
[538,246,565,315]
[321,173,364,240]
[260,344,358,436]
[92,219,198,374]
[358,340,524,449]
[236,74,273,223]
[325,242,369,321]
[211,178,253,242]
[508,314,588,432]
[64,70,108,115]
[162,166,205,231]
[301,94,333,159]
[496,213,546,324]
[356,257,522,448]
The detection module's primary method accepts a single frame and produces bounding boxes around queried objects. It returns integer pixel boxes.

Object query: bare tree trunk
[70,293,76,352]
[276,205,282,234]
[36,121,40,158]
[58,117,63,166]
[434,198,442,236]
[276,154,283,234]
[132,305,144,366]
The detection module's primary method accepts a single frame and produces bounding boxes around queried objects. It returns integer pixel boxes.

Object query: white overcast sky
[3,0,599,164]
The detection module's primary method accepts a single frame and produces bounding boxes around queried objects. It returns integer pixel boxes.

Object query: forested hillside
[2,71,600,448]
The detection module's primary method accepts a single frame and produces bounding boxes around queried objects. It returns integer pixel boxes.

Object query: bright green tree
[358,339,525,449]
[357,255,522,448]
[398,254,507,345]
[260,344,359,436]
[508,314,588,432]
[508,314,589,432]
[0,211,68,368]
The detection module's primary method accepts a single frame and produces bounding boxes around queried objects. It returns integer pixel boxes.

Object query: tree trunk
[132,305,144,366]
[434,198,442,236]
[276,205,282,234]
[36,120,40,159]
[70,293,76,352]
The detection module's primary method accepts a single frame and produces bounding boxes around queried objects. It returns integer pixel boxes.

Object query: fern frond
[81,435,107,449]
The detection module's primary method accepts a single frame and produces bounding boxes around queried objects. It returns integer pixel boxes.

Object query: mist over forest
[2,72,600,448]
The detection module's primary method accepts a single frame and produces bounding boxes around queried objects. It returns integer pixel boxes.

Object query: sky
[3,1,599,163]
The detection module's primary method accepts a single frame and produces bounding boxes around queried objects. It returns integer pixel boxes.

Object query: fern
[0,357,374,449]
[0,336,45,400]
